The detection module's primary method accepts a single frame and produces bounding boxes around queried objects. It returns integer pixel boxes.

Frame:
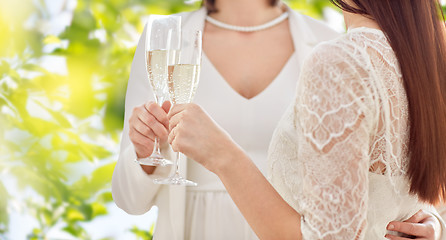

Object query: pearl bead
[205,12,289,32]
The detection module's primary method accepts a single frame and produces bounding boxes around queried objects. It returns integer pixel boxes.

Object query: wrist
[212,143,250,177]
[133,145,158,175]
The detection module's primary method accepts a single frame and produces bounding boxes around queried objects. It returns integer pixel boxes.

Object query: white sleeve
[111,24,172,215]
[295,43,376,239]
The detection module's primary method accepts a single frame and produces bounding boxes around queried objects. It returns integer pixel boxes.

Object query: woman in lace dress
[112,1,339,239]
[166,0,446,239]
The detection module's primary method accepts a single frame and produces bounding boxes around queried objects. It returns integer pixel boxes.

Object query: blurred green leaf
[62,223,89,239]
[71,162,115,199]
[91,202,108,218]
[10,166,65,201]
[0,182,9,234]
[96,191,114,204]
[130,225,153,240]
[35,104,72,128]
[66,207,86,222]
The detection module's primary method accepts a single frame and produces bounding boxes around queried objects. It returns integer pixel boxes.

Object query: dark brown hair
[330,0,446,204]
[203,0,279,14]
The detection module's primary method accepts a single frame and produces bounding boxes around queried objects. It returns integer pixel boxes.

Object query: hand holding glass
[154,30,202,186]
[136,15,181,166]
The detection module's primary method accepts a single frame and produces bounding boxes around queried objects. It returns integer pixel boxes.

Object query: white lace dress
[267,27,443,239]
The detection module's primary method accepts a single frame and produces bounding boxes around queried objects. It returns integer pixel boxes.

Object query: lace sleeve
[295,42,377,239]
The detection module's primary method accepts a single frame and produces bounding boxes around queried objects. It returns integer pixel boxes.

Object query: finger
[384,234,419,240]
[168,125,181,152]
[168,110,185,132]
[129,109,149,137]
[130,124,154,145]
[138,112,169,141]
[139,105,169,140]
[129,105,142,123]
[388,221,427,237]
[137,106,158,128]
[162,101,172,113]
[148,121,169,142]
[168,125,178,146]
[404,210,430,223]
[145,102,169,129]
[167,104,187,120]
[133,119,156,141]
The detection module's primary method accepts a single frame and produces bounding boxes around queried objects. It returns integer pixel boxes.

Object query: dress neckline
[200,6,299,101]
[181,6,316,101]
[202,51,297,102]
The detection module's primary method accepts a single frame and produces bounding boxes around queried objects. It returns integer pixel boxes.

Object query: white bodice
[187,50,301,190]
[184,44,301,240]
[267,27,431,239]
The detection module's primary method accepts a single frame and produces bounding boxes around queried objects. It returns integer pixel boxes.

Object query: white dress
[111,6,340,240]
[267,27,446,239]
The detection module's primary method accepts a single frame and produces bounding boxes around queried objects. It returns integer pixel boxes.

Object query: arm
[111,24,171,215]
[168,104,302,240]
[291,44,374,239]
[168,43,374,239]
[217,150,302,240]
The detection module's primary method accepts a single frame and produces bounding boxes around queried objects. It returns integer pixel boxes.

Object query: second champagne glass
[154,30,202,186]
[136,15,181,166]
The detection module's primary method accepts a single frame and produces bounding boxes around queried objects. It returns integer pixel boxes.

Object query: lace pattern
[267,28,410,239]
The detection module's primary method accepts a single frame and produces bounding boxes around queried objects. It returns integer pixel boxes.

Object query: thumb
[162,101,172,113]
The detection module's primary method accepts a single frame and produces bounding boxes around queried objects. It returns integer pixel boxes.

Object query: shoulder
[297,33,377,120]
[299,33,374,96]
[304,34,360,70]
[305,29,389,74]
[289,8,341,42]
[293,10,337,33]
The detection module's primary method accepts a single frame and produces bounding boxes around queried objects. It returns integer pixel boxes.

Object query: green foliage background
[0,0,445,239]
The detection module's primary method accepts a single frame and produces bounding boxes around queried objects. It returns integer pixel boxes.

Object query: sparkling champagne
[147,50,168,102]
[147,50,179,102]
[168,64,201,104]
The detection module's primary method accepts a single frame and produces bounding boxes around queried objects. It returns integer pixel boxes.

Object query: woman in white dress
[164,0,446,239]
[112,0,444,239]
[112,1,337,239]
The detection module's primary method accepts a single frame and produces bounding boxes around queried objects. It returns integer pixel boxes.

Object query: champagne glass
[154,30,202,186]
[136,15,181,166]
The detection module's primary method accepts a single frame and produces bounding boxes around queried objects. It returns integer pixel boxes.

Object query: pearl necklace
[205,12,289,32]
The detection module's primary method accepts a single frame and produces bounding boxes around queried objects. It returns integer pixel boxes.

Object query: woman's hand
[385,210,441,240]
[128,101,171,158]
[167,103,240,173]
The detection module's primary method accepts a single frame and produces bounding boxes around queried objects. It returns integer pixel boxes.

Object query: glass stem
[152,137,162,155]
[151,99,163,157]
[174,152,181,177]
